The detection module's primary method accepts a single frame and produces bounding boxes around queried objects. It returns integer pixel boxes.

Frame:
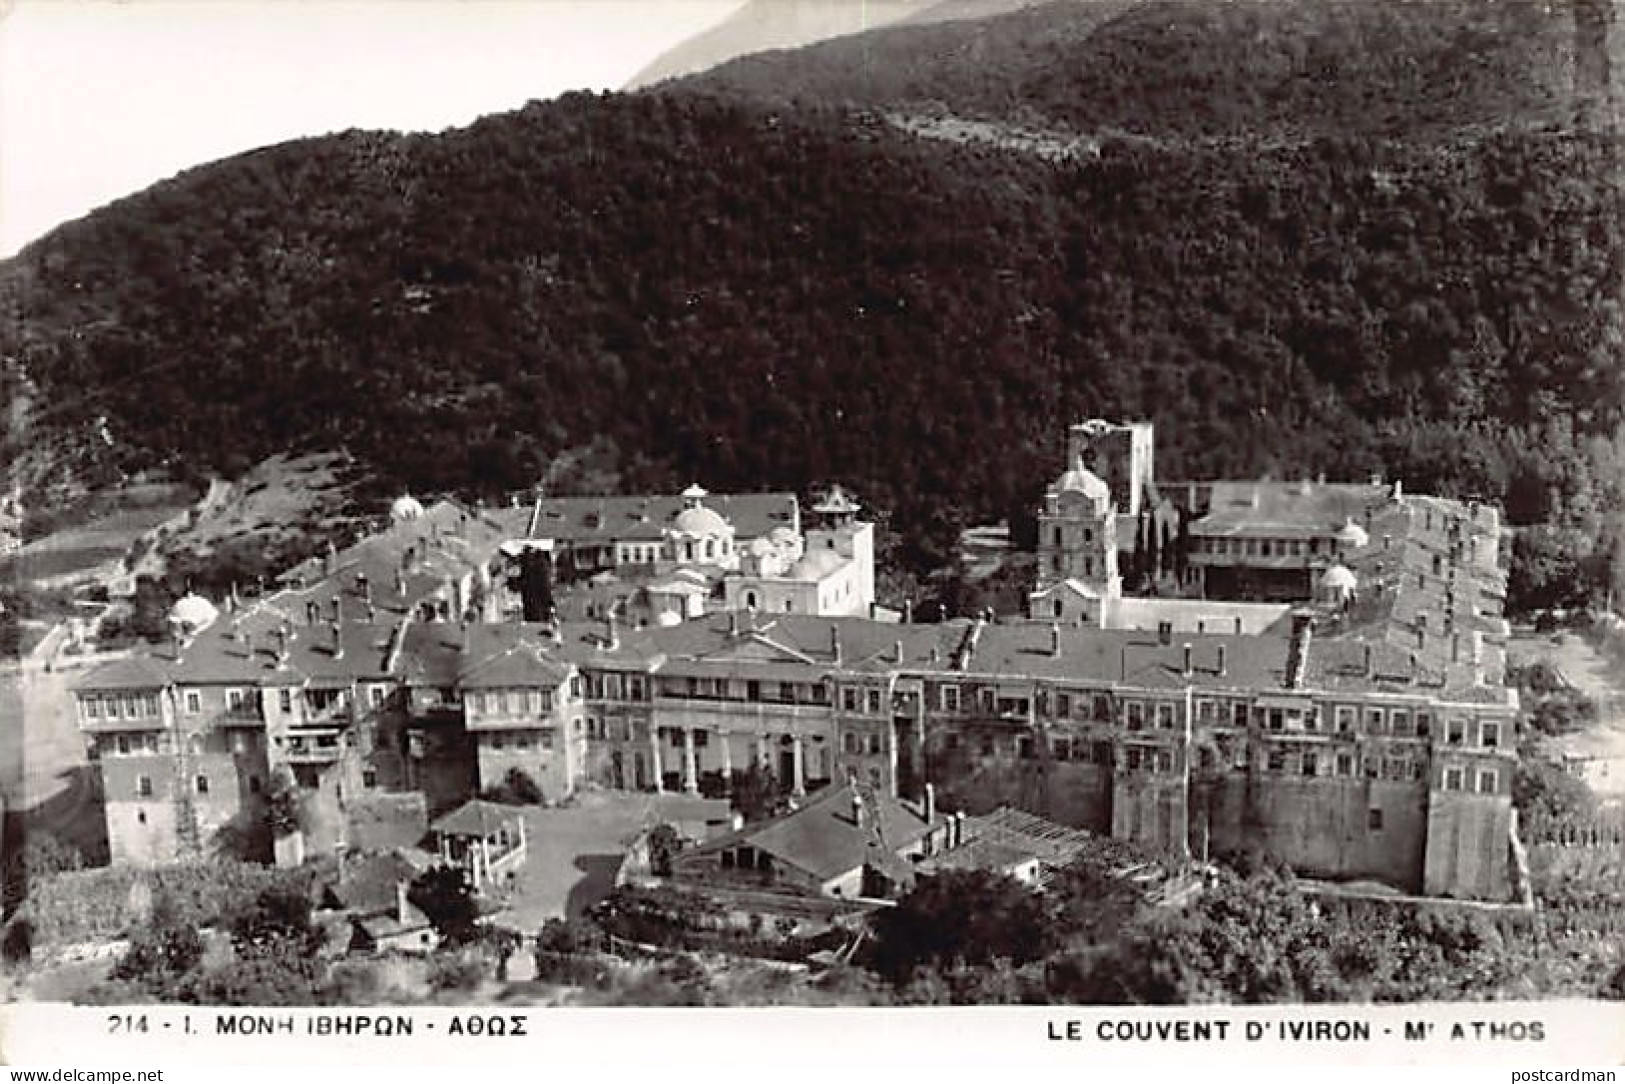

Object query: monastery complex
[70,420,1521,902]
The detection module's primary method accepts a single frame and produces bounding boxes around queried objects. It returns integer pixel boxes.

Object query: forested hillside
[2,0,1622,603]
[686,0,1598,138]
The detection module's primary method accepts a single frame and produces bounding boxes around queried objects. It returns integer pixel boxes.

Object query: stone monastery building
[72,421,1521,901]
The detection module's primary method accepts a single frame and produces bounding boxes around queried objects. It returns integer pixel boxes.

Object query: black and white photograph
[1,0,1623,1068]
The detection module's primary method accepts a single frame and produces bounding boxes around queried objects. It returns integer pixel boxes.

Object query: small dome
[1334,518,1369,549]
[671,505,731,538]
[169,593,219,634]
[391,493,425,521]
[656,609,683,628]
[1320,564,1358,591]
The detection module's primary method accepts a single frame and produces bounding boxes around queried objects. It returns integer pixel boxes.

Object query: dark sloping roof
[432,798,523,838]
[524,492,798,544]
[687,782,938,883]
[72,655,174,691]
[456,624,571,688]
[325,850,428,915]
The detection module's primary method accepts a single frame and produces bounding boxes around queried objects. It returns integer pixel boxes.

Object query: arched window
[1053,600,1064,618]
[1054,527,1063,547]
[746,592,757,610]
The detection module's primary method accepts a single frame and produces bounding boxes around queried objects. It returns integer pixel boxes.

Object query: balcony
[282,733,346,764]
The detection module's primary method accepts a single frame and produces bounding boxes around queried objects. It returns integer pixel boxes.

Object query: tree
[1514,759,1598,824]
[263,768,303,838]
[647,824,681,878]
[482,767,544,805]
[20,832,85,880]
[731,763,779,822]
[870,870,1053,983]
[509,549,556,623]
[112,894,205,998]
[226,885,315,952]
[408,866,480,946]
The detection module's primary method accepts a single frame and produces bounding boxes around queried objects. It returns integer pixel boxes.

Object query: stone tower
[1066,419,1155,520]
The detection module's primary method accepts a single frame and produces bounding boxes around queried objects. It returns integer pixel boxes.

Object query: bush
[480,767,544,806]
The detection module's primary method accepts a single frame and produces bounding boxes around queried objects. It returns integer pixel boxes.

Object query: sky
[0,0,744,256]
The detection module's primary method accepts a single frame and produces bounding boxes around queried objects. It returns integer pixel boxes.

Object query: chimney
[903,598,913,624]
[893,639,904,663]
[366,603,377,624]
[275,625,290,668]
[851,791,865,829]
[924,782,937,827]
[729,611,739,637]
[1216,644,1227,677]
[831,626,842,666]
[605,611,619,651]
[331,596,342,624]
[396,881,410,925]
[1050,623,1062,658]
[395,568,407,598]
[360,575,372,606]
[330,621,344,659]
[1182,642,1193,677]
[1363,642,1373,677]
[954,810,967,849]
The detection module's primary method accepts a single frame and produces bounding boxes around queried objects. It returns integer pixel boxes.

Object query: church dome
[390,493,425,521]
[168,593,219,635]
[1334,518,1369,549]
[1320,564,1358,592]
[671,504,730,538]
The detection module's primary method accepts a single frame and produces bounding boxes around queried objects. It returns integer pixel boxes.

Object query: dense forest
[2,0,1622,601]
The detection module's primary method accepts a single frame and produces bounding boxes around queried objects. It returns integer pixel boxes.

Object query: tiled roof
[1192,481,1390,538]
[432,798,524,838]
[522,492,798,544]
[456,624,570,688]
[325,850,429,915]
[686,782,938,883]
[72,655,175,692]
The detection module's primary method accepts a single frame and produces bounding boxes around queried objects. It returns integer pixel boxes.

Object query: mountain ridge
[2,0,1622,585]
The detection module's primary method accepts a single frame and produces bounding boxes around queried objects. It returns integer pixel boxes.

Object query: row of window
[926,684,1504,751]
[483,728,555,752]
[585,672,649,701]
[652,675,829,706]
[80,693,162,721]
[841,731,886,756]
[100,731,264,757]
[468,687,556,716]
[130,773,260,798]
[1194,536,1330,559]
